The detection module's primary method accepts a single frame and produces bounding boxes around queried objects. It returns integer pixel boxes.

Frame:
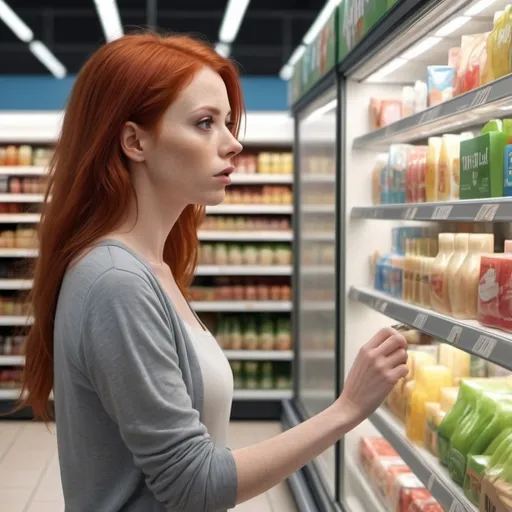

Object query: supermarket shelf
[301,265,335,276]
[0,316,33,326]
[0,166,47,176]
[0,214,40,223]
[0,194,44,203]
[190,301,292,312]
[0,389,22,400]
[351,198,512,222]
[230,174,293,184]
[350,286,512,372]
[198,231,293,242]
[0,249,38,258]
[195,265,292,276]
[232,389,292,401]
[224,350,293,361]
[370,408,476,512]
[206,205,293,215]
[301,204,335,214]
[353,75,512,149]
[302,350,333,361]
[0,279,32,290]
[346,456,387,512]
[301,174,335,184]
[0,356,24,366]
[300,388,334,401]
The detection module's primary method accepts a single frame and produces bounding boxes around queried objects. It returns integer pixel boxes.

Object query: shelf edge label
[473,335,497,358]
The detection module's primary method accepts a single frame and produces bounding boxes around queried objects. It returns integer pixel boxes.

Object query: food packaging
[380,100,402,127]
[402,86,415,118]
[427,66,455,106]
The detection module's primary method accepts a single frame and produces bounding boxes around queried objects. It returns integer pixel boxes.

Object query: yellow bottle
[406,364,453,445]
[438,344,470,385]
[446,233,470,314]
[437,134,460,201]
[426,137,442,202]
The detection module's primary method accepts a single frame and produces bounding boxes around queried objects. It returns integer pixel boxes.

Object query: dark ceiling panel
[0,1,325,76]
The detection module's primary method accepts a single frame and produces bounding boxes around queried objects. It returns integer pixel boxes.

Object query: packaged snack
[458,34,489,94]
[427,66,455,106]
[490,6,512,81]
[379,100,402,127]
[478,255,502,329]
[402,86,415,118]
[426,137,442,202]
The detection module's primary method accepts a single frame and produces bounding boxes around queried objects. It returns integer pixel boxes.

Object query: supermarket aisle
[0,421,297,512]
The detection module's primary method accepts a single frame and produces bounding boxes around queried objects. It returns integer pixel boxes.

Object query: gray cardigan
[53,239,238,512]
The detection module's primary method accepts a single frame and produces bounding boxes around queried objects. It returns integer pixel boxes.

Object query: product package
[402,86,416,118]
[489,6,512,82]
[457,34,489,94]
[427,66,455,106]
[372,153,388,204]
[388,144,412,203]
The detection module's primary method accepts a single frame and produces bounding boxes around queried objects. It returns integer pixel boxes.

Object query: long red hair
[18,32,244,421]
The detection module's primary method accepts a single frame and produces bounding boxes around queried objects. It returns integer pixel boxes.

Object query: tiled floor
[0,420,298,512]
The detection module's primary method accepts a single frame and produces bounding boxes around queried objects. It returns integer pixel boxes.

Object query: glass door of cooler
[296,88,338,497]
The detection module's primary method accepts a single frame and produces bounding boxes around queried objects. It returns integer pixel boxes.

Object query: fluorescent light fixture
[402,37,442,60]
[465,0,498,16]
[305,99,337,123]
[279,65,293,81]
[303,0,342,45]
[215,42,231,58]
[366,58,408,82]
[219,0,251,43]
[93,0,123,42]
[29,41,66,79]
[0,0,33,42]
[435,16,471,37]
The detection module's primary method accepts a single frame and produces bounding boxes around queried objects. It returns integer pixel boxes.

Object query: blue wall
[0,75,287,111]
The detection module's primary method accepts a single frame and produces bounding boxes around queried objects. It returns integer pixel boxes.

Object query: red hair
[18,32,244,421]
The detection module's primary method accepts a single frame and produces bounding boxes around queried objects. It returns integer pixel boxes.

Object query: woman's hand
[336,327,409,426]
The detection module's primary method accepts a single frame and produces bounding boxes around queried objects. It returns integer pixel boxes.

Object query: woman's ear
[120,121,146,163]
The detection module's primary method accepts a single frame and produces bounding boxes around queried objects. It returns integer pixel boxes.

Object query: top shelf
[353,75,512,149]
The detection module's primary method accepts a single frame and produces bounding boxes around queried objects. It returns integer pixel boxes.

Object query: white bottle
[430,233,455,315]
[446,234,469,315]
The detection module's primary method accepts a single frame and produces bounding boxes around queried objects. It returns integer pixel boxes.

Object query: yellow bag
[490,6,512,81]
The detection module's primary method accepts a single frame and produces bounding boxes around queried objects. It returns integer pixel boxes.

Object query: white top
[183,322,234,448]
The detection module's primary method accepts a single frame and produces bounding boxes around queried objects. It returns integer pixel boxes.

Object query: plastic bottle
[446,233,470,315]
[452,234,495,319]
[504,137,512,196]
[426,137,442,202]
[430,233,455,314]
[438,134,460,201]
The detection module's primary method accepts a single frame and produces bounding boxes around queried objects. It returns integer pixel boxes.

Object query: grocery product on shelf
[0,145,53,167]
[215,314,291,351]
[0,369,22,389]
[190,277,291,302]
[427,66,456,106]
[224,185,292,205]
[430,233,455,315]
[446,233,469,314]
[200,215,291,232]
[487,7,512,83]
[229,360,291,390]
[198,243,292,266]
[255,152,293,175]
[0,177,47,194]
[358,437,443,511]
[0,335,25,355]
[0,227,37,249]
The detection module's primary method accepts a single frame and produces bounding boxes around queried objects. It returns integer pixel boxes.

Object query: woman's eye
[198,118,213,130]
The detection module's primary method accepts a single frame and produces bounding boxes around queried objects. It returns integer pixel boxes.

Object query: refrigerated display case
[284,1,512,511]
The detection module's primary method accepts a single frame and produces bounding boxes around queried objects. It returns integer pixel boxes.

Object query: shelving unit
[0,214,40,223]
[0,249,38,258]
[0,194,44,203]
[195,265,292,276]
[205,204,293,215]
[0,279,33,290]
[0,316,32,326]
[198,231,293,242]
[223,350,293,361]
[230,174,292,184]
[190,301,292,312]
[0,166,46,176]
[0,356,24,366]
[232,389,292,401]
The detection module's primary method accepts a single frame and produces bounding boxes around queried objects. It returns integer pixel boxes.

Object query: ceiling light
[464,0,498,16]
[215,42,231,58]
[219,0,251,44]
[303,0,342,45]
[435,16,471,37]
[0,0,33,42]
[402,37,442,60]
[29,41,66,79]
[93,0,123,42]
[366,58,408,82]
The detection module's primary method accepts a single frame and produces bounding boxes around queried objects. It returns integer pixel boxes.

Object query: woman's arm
[233,327,408,504]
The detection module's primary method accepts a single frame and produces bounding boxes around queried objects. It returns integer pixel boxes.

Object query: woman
[20,33,408,511]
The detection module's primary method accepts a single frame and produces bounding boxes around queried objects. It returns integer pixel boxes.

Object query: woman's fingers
[386,348,409,369]
[365,327,399,351]
[372,331,408,357]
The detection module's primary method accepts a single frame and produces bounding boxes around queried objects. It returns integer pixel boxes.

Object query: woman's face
[136,66,243,206]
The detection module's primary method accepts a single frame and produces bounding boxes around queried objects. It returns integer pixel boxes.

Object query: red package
[392,473,425,512]
[478,255,502,328]
[404,488,443,512]
[498,256,512,328]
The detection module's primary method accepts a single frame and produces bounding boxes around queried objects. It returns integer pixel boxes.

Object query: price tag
[447,326,463,345]
[402,207,418,220]
[432,205,453,220]
[374,299,388,313]
[413,313,428,329]
[475,204,499,222]
[470,85,492,108]
[419,105,442,124]
[473,335,497,358]
[427,473,436,491]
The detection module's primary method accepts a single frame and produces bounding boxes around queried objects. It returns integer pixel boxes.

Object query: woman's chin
[198,190,226,207]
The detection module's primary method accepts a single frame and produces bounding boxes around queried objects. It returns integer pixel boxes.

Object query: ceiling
[0,0,325,76]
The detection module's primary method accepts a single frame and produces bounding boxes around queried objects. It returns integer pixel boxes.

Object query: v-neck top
[53,239,238,512]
